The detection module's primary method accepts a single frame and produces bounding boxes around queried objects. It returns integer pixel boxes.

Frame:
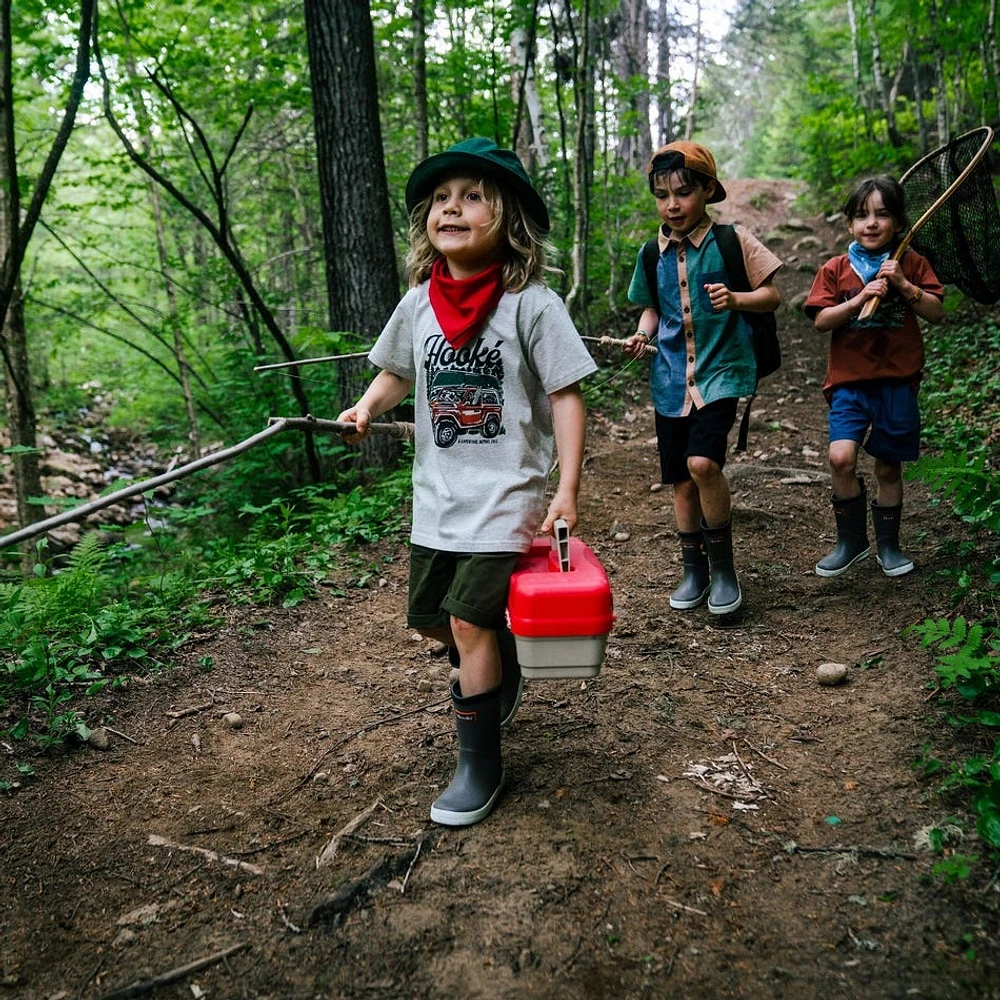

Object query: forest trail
[3,179,998,1000]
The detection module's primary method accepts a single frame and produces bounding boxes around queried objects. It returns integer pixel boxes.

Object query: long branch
[0,417,414,551]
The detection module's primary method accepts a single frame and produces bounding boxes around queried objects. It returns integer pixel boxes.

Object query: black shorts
[407,545,520,631]
[655,398,739,484]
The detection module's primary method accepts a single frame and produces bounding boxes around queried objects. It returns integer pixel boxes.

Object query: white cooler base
[514,634,608,679]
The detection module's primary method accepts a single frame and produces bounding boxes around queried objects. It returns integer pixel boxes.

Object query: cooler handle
[553,518,571,572]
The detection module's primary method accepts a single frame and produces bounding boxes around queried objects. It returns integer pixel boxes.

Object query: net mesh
[902,127,1000,304]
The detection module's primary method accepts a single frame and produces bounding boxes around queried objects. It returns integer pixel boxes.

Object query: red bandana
[428,258,506,351]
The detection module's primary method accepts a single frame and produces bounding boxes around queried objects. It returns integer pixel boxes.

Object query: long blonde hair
[405,174,554,292]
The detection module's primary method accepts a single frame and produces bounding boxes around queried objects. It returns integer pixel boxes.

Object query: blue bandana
[847,241,891,283]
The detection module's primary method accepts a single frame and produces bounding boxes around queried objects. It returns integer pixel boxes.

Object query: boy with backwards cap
[623,142,782,616]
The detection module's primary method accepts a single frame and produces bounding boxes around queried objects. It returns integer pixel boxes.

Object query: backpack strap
[641,237,661,315]
[713,223,757,453]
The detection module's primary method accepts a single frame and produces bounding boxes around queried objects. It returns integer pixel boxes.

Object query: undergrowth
[0,462,412,765]
[907,307,1000,882]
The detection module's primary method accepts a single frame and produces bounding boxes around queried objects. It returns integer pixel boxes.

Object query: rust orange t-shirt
[804,249,944,401]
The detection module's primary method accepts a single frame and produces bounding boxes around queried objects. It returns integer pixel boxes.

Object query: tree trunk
[865,0,901,146]
[0,0,96,569]
[303,0,401,469]
[846,0,873,139]
[412,0,429,163]
[611,0,652,169]
[684,0,703,139]
[654,0,673,144]
[511,20,549,169]
[989,0,1000,121]
[564,0,594,331]
[909,38,929,153]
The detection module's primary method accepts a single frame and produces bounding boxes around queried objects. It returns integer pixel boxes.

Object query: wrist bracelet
[908,287,923,303]
[635,329,651,341]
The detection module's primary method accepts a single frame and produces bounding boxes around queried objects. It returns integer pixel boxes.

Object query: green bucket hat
[405,137,550,233]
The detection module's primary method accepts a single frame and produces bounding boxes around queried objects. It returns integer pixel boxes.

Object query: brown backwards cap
[647,141,726,203]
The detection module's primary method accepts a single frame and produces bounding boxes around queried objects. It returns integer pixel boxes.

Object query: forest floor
[3,180,1000,1000]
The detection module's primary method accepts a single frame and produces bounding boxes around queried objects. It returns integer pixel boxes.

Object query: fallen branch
[166,698,214,720]
[94,942,249,1000]
[146,834,264,876]
[307,831,436,927]
[783,840,917,860]
[315,799,386,868]
[0,414,413,550]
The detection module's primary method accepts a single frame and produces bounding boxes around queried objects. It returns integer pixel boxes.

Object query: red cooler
[506,522,615,679]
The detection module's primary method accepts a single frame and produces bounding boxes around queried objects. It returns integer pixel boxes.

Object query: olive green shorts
[407,545,520,631]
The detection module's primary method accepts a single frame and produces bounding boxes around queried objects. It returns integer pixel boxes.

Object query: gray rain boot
[669,530,711,610]
[815,480,871,577]
[871,502,915,577]
[448,634,522,727]
[430,682,504,827]
[701,518,742,615]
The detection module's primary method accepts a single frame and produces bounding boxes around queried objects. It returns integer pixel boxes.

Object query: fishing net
[901,126,1000,304]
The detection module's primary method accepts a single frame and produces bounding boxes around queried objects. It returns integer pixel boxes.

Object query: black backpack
[640,223,780,453]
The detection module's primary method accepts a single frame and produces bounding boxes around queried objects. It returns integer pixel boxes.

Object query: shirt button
[688,355,694,363]
[683,306,690,314]
[680,280,687,287]
[687,378,695,386]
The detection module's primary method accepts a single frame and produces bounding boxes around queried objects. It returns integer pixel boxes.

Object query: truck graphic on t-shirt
[427,370,504,448]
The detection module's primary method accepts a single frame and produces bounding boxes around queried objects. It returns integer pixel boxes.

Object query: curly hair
[842,175,909,229]
[405,174,555,292]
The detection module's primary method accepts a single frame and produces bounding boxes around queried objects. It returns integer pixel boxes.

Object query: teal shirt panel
[628,225,757,417]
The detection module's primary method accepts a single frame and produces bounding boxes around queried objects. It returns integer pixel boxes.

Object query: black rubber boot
[430,682,504,827]
[815,481,871,577]
[669,530,711,610]
[701,518,742,615]
[448,634,522,727]
[871,502,914,577]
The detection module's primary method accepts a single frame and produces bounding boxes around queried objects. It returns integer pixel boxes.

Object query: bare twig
[743,739,788,771]
[166,698,214,719]
[658,897,709,917]
[316,799,386,868]
[146,834,264,876]
[93,942,250,1000]
[783,841,917,860]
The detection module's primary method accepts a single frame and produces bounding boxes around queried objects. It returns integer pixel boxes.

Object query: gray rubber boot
[448,633,522,727]
[871,502,915,577]
[701,518,742,615]
[430,682,504,827]
[669,530,711,610]
[815,481,871,577]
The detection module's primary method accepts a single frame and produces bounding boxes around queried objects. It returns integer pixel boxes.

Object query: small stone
[313,771,330,783]
[87,727,111,751]
[817,662,848,686]
[222,712,244,729]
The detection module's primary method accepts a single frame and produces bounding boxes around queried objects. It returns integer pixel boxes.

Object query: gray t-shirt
[369,281,597,553]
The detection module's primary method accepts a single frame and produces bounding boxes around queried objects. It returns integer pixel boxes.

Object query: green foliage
[0,534,212,748]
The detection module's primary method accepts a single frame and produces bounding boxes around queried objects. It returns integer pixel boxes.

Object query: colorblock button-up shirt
[628,218,782,417]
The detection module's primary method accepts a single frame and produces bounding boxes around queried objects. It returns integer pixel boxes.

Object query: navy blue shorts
[407,546,520,631]
[655,398,738,484]
[828,382,920,463]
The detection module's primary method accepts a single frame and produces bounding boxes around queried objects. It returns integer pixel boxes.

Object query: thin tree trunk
[655,0,673,144]
[865,0,901,146]
[909,38,929,153]
[412,0,429,163]
[989,0,1000,120]
[684,0,702,139]
[565,0,594,330]
[0,0,96,569]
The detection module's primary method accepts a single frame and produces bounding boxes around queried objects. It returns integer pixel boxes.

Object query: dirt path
[2,183,998,1000]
